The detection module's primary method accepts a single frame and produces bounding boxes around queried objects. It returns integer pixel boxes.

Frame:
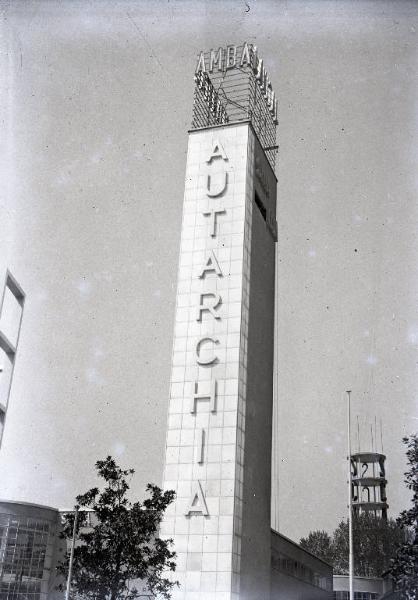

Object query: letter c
[196,337,219,365]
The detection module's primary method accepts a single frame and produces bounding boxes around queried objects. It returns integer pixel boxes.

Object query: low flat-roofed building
[379,590,400,600]
[1,502,335,600]
[271,529,333,599]
[0,500,61,600]
[333,575,385,600]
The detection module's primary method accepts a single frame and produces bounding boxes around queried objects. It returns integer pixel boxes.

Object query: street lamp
[65,504,79,600]
[347,390,354,600]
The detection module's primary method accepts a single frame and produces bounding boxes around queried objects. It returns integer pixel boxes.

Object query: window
[0,513,50,600]
[334,592,379,600]
[254,191,267,221]
[272,549,332,590]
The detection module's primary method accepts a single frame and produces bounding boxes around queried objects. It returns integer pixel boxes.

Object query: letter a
[206,140,228,163]
[195,51,206,73]
[185,480,209,516]
[198,250,223,279]
[240,42,251,67]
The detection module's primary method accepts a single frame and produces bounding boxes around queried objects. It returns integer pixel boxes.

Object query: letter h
[190,380,217,414]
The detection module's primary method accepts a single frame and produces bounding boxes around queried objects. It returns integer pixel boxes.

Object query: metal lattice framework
[351,452,388,520]
[192,44,278,169]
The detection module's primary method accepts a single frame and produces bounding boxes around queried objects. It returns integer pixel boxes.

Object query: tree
[300,530,334,565]
[388,434,418,599]
[333,513,404,577]
[57,456,177,600]
[300,513,404,576]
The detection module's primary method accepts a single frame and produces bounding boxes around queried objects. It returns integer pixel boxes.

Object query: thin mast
[65,504,79,600]
[347,390,354,600]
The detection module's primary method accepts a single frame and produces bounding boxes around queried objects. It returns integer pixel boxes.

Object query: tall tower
[160,43,278,600]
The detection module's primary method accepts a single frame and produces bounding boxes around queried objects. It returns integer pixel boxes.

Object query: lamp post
[347,390,354,600]
[65,504,79,600]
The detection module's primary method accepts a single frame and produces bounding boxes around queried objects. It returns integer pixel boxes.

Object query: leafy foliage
[300,530,334,565]
[57,456,177,600]
[335,514,404,577]
[388,434,418,599]
[300,513,404,576]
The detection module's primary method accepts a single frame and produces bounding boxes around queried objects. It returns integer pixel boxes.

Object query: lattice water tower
[351,452,388,520]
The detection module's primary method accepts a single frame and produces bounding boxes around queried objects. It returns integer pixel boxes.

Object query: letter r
[196,293,222,322]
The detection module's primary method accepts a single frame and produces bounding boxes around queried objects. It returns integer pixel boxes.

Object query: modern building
[333,575,391,600]
[271,530,333,600]
[0,501,61,600]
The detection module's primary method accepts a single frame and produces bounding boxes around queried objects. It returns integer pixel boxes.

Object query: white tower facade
[161,43,278,600]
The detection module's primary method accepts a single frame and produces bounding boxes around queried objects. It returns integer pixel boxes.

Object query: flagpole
[347,390,354,600]
[65,504,79,600]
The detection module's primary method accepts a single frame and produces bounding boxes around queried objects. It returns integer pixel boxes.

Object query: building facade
[271,530,333,600]
[333,576,385,600]
[0,501,61,600]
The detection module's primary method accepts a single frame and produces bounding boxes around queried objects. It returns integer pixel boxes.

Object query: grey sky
[1,0,417,542]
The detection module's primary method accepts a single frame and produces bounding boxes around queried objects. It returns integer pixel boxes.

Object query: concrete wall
[239,129,277,600]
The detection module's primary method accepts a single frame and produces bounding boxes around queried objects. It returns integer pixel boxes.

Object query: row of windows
[0,530,48,542]
[0,580,42,600]
[0,518,49,534]
[0,535,48,579]
[334,592,379,600]
[271,551,333,591]
[0,515,51,595]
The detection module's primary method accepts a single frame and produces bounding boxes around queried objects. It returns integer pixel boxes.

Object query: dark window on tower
[254,191,267,222]
[0,408,4,440]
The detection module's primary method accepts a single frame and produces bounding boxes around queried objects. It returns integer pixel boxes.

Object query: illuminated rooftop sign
[195,42,278,123]
[192,42,278,168]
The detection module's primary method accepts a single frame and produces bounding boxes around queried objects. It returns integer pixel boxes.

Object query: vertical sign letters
[185,139,228,517]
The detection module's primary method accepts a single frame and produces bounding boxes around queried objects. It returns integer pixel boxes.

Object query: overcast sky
[1,0,417,542]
